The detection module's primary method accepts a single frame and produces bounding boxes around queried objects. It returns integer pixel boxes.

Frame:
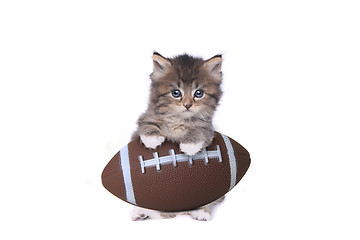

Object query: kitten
[131,52,224,221]
[131,196,225,221]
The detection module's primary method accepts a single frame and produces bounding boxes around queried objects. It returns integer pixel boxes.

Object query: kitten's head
[149,52,223,120]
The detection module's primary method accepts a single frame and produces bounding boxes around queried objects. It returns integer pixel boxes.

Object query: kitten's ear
[152,52,172,78]
[204,54,222,76]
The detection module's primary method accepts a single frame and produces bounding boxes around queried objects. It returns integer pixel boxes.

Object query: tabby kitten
[131,52,223,220]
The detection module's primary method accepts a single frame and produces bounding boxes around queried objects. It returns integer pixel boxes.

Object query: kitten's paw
[131,207,163,220]
[131,213,150,221]
[140,135,165,149]
[189,208,212,221]
[131,209,150,221]
[180,141,204,156]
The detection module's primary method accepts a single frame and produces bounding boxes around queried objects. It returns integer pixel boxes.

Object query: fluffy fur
[131,52,224,220]
[132,52,223,153]
[131,197,225,221]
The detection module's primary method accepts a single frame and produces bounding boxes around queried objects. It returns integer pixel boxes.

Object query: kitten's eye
[171,89,182,98]
[194,90,204,98]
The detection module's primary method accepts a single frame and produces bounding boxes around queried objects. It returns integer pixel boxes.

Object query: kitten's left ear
[204,54,222,76]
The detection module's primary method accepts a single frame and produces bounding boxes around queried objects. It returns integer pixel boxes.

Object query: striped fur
[132,53,223,149]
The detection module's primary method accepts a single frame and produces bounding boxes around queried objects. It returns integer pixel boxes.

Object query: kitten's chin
[181,110,195,118]
[172,108,195,119]
[179,109,207,120]
[174,107,210,120]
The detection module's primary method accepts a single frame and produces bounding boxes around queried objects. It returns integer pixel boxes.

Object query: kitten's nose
[183,102,192,110]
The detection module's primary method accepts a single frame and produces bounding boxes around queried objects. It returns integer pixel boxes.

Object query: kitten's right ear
[152,52,172,78]
[204,54,222,75]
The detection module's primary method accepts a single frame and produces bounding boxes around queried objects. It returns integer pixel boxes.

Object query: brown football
[101,131,251,212]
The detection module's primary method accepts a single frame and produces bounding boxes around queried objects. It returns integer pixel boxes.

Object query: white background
[1,0,359,239]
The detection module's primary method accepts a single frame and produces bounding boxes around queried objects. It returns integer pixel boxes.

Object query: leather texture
[102,131,251,212]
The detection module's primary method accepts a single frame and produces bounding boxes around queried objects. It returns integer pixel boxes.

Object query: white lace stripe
[221,134,237,190]
[138,146,222,173]
[120,145,136,205]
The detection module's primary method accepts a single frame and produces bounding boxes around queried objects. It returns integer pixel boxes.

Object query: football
[101,131,251,212]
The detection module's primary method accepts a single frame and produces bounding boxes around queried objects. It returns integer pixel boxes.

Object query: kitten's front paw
[140,135,165,149]
[180,141,204,156]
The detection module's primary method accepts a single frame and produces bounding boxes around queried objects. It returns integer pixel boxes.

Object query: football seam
[138,145,223,174]
[220,133,237,190]
[115,133,240,210]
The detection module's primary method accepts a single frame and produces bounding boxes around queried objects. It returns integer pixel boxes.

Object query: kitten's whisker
[197,112,207,122]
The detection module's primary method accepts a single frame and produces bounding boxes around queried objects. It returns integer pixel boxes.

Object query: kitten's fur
[131,52,224,221]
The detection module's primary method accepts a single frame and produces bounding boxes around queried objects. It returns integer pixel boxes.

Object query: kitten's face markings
[150,52,222,118]
[169,83,205,111]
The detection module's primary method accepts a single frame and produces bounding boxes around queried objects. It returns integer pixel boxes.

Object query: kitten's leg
[179,128,214,156]
[131,206,176,220]
[137,118,165,149]
[189,206,212,221]
[188,196,225,221]
[160,212,177,219]
[131,206,159,221]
